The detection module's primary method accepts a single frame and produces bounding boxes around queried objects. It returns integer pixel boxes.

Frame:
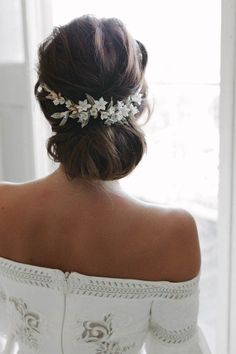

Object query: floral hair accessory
[38,83,143,128]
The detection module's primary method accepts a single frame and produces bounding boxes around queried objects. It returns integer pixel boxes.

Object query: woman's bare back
[0,176,201,282]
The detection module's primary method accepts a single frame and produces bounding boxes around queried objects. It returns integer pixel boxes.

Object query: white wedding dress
[0,255,211,354]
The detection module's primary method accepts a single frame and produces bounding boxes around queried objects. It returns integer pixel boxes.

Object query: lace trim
[69,277,198,299]
[150,322,197,344]
[0,261,62,291]
[0,259,199,299]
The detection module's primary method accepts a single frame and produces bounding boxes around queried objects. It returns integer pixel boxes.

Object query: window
[0,0,24,63]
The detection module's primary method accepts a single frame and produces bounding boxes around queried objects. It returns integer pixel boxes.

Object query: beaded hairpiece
[38,83,143,128]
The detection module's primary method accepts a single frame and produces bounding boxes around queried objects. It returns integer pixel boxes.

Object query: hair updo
[34,15,151,182]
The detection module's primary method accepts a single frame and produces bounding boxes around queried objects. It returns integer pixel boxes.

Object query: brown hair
[34,15,152,182]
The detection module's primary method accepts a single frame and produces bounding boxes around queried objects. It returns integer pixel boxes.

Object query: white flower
[100,111,110,120]
[108,106,115,115]
[115,111,124,121]
[104,115,115,126]
[90,107,98,118]
[116,101,124,110]
[51,93,65,105]
[59,96,65,104]
[66,100,73,109]
[78,111,90,128]
[80,111,89,120]
[43,86,65,106]
[131,93,142,105]
[104,112,125,125]
[78,111,89,122]
[118,105,130,117]
[129,104,139,116]
[78,99,92,112]
[93,97,108,111]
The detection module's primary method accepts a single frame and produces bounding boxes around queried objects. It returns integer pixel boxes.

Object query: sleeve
[0,285,8,352]
[0,284,17,354]
[144,275,211,354]
[0,286,7,330]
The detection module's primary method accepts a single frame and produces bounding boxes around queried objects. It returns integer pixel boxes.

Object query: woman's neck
[45,164,126,198]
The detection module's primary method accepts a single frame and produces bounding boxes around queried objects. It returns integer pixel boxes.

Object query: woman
[0,15,211,354]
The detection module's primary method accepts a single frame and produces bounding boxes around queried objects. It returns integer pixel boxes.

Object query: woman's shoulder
[0,182,20,214]
[135,201,201,282]
[0,180,46,238]
[0,181,36,214]
[0,180,32,200]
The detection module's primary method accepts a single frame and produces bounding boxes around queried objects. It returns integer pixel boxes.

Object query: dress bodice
[0,256,211,354]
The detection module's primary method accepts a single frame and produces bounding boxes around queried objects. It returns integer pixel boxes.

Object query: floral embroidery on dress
[9,296,40,350]
[96,340,136,353]
[81,313,113,342]
[0,289,6,302]
[76,312,136,353]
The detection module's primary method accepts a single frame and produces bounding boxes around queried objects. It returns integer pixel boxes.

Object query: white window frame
[21,0,54,178]
[0,0,53,181]
[217,0,236,353]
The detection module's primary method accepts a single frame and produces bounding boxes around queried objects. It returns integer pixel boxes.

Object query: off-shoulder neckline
[0,255,200,285]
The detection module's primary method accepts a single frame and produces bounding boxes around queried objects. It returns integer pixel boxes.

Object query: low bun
[47,118,146,181]
[34,15,152,181]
